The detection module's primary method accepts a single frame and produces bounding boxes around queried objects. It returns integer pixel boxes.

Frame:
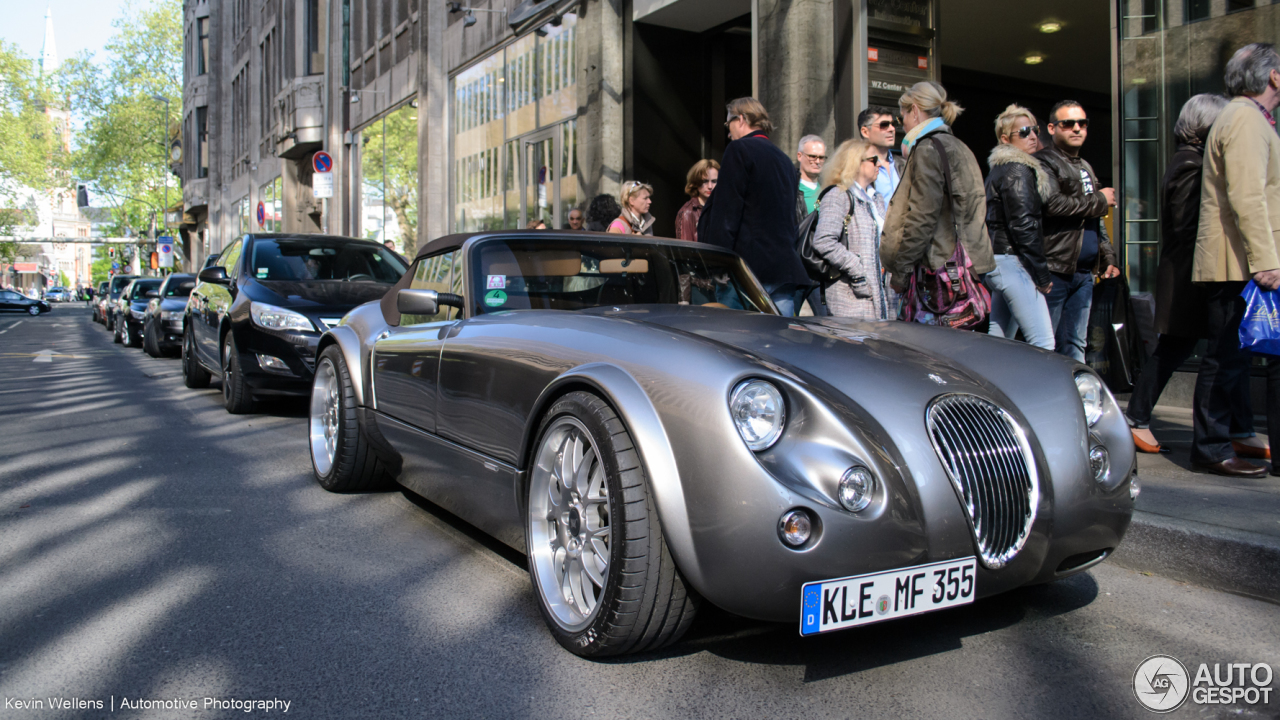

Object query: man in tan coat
[1190,42,1280,478]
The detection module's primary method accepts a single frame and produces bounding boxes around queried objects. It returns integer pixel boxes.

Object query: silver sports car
[309,232,1137,657]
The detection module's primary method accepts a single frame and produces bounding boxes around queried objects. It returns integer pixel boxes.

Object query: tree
[0,41,65,195]
[361,104,419,252]
[65,0,182,238]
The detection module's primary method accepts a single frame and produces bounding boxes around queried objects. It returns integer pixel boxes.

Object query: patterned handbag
[899,136,991,330]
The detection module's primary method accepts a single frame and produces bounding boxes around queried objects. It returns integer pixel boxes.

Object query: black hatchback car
[114,277,162,347]
[0,288,50,315]
[143,273,196,357]
[182,234,408,413]
[101,275,138,332]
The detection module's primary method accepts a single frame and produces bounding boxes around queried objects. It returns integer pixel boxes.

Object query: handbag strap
[924,135,964,291]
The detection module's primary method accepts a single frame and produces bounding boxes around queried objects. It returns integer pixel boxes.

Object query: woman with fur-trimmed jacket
[811,138,891,320]
[983,104,1055,349]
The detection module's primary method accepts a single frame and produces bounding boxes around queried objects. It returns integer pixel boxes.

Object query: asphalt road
[1,305,1278,720]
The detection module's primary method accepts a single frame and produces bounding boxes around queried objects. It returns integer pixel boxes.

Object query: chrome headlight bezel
[1074,371,1105,427]
[729,378,787,452]
[250,301,316,332]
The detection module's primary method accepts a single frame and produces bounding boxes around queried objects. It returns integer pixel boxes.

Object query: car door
[0,290,22,312]
[372,250,461,433]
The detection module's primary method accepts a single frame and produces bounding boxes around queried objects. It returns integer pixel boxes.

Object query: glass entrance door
[521,128,559,229]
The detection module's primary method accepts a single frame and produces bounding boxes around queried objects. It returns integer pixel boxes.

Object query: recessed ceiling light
[1131,78,1147,85]
[1024,54,1045,65]
[1039,21,1062,33]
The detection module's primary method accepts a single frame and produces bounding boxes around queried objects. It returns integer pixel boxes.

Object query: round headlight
[1075,372,1105,426]
[778,509,812,547]
[1088,445,1110,483]
[838,466,876,513]
[729,379,786,451]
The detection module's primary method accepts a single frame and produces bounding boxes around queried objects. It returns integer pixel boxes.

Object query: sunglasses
[1016,125,1040,138]
[865,120,897,131]
[861,156,880,164]
[1053,118,1089,130]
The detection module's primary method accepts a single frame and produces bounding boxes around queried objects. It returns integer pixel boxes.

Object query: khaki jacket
[1193,97,1280,282]
[881,127,993,282]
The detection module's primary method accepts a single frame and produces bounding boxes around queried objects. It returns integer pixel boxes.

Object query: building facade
[180,0,1280,294]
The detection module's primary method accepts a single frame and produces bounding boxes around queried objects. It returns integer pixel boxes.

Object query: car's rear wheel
[309,346,390,492]
[526,392,699,657]
[143,320,160,357]
[27,306,39,316]
[182,325,211,388]
[221,333,255,414]
[112,317,124,343]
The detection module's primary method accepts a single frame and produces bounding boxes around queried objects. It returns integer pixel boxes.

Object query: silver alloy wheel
[309,357,339,476]
[28,306,39,316]
[529,417,611,631]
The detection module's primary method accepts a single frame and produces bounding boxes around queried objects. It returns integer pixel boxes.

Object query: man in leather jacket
[1034,100,1119,361]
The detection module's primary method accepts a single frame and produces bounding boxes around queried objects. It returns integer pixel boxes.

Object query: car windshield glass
[249,238,406,283]
[130,280,161,300]
[470,238,773,315]
[109,277,133,296]
[164,279,195,297]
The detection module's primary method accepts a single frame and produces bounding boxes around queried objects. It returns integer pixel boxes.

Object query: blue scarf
[901,117,947,157]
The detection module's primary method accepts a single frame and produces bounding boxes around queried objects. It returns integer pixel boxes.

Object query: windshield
[164,279,195,298]
[470,238,772,316]
[250,238,406,283]
[109,276,134,297]
[130,280,161,300]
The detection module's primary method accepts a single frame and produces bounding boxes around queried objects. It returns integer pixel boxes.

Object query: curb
[1109,510,1280,603]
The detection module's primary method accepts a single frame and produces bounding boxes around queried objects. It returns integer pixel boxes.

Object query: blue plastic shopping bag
[1238,280,1280,355]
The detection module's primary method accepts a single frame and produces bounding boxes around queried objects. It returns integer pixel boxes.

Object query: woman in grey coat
[812,139,890,320]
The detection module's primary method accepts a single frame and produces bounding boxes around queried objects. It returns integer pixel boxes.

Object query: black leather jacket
[1034,142,1117,275]
[985,144,1052,288]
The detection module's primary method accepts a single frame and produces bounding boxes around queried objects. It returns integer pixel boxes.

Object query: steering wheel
[347,273,374,282]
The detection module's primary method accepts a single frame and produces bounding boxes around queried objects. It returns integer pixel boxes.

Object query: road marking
[33,349,54,363]
[0,320,24,334]
[0,351,95,361]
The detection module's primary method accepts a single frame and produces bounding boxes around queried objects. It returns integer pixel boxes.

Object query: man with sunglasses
[858,107,905,200]
[1034,100,1119,362]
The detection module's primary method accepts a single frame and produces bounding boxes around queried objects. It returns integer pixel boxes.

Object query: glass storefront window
[360,102,419,253]
[258,176,283,232]
[451,14,580,233]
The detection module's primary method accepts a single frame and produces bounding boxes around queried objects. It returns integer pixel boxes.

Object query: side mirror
[198,266,230,285]
[397,288,439,316]
[146,290,159,299]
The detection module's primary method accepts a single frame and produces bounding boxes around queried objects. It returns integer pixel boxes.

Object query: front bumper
[230,325,322,397]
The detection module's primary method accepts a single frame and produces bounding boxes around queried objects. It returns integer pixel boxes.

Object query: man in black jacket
[1034,100,1120,361]
[699,97,810,316]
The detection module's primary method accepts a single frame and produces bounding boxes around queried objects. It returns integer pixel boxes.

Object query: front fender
[318,324,369,407]
[528,363,706,595]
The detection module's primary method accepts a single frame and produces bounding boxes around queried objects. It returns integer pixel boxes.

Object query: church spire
[41,6,59,76]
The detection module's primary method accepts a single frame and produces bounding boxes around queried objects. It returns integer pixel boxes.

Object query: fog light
[1089,445,1110,483]
[778,509,812,548]
[257,354,290,372]
[838,466,876,513]
[1130,477,1141,500]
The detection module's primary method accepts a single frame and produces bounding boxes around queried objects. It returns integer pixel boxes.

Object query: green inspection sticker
[484,289,508,307]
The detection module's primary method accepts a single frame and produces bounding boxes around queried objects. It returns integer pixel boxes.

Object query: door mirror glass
[198,266,230,284]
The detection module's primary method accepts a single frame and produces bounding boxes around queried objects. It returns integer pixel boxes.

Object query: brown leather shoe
[1192,457,1267,478]
[1231,439,1271,460]
[1132,428,1161,454]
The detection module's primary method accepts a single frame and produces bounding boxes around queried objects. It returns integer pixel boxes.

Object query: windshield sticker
[484,289,508,307]
[487,275,506,289]
[257,268,269,278]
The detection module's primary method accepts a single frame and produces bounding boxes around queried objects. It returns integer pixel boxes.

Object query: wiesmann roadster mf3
[309,232,1136,657]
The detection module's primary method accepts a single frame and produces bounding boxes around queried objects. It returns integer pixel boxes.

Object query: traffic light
[77,184,89,208]
[108,247,116,259]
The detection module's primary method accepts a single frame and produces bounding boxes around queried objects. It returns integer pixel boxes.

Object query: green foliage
[66,0,182,237]
[0,41,66,194]
[91,245,113,285]
[361,104,419,252]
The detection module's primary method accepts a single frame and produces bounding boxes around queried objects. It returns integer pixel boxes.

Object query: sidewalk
[1107,403,1280,602]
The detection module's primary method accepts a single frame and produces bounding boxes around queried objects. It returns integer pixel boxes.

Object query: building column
[416,0,447,255]
[756,0,837,155]
[576,0,625,204]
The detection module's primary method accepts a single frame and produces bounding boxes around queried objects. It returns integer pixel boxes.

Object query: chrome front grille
[926,394,1039,569]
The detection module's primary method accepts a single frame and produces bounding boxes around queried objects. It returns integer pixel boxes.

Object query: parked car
[143,273,196,357]
[113,277,162,347]
[308,232,1138,657]
[92,282,110,323]
[0,288,51,315]
[182,234,408,413]
[46,286,69,302]
[101,275,138,331]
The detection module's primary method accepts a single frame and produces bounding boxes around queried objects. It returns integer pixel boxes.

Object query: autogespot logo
[1134,655,1190,713]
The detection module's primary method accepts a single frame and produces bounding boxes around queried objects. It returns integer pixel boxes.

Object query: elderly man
[1190,42,1280,478]
[796,134,827,216]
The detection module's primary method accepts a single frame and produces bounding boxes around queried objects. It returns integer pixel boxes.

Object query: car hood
[252,280,396,313]
[159,298,189,311]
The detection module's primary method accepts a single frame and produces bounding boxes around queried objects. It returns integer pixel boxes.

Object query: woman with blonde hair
[983,103,1055,349]
[811,139,890,320]
[608,181,655,235]
[674,159,719,241]
[880,81,993,327]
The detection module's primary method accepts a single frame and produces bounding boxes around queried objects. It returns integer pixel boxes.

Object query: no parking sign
[157,237,174,268]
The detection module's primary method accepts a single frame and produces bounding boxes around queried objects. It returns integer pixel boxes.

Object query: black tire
[525,391,699,657]
[182,325,211,389]
[123,320,140,348]
[221,332,255,414]
[27,306,39,316]
[309,346,391,492]
[105,312,114,331]
[143,320,160,357]
[112,317,123,343]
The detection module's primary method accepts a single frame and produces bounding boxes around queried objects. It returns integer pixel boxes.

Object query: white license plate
[799,557,977,636]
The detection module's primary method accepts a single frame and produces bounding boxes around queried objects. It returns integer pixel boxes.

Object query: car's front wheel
[221,333,255,414]
[27,305,39,316]
[143,320,160,357]
[526,391,699,657]
[182,325,211,389]
[309,346,390,492]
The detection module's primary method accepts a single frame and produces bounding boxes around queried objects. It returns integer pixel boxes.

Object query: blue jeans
[985,254,1054,350]
[763,283,807,318]
[1045,271,1093,362]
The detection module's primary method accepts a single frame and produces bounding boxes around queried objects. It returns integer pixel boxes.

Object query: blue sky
[0,0,134,65]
